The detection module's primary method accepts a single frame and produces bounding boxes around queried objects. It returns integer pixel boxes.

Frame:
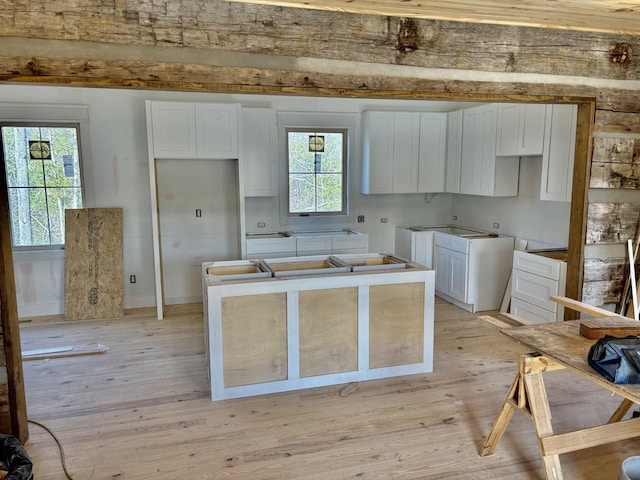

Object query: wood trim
[0,139,28,442]
[565,101,595,319]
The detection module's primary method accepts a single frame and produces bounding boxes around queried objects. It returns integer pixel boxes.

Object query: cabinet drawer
[449,236,469,254]
[513,250,563,280]
[511,269,559,312]
[332,234,368,251]
[296,236,333,253]
[246,237,296,255]
[511,298,557,324]
[434,232,450,248]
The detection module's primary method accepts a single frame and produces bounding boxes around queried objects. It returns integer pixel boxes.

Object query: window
[286,128,347,216]
[1,125,83,248]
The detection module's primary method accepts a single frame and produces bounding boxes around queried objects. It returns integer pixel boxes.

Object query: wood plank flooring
[19,299,640,479]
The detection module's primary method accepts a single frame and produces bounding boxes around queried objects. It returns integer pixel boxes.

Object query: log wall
[0,2,638,315]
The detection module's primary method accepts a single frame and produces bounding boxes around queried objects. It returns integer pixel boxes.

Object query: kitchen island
[202,253,435,401]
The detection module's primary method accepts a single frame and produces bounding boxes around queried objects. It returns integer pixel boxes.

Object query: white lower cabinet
[434,232,514,312]
[246,232,369,259]
[510,250,567,323]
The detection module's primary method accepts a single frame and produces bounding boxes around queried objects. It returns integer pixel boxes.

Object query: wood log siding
[0,0,637,325]
[591,137,640,189]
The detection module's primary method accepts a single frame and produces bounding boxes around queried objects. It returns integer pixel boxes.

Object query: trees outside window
[1,125,83,247]
[286,128,347,216]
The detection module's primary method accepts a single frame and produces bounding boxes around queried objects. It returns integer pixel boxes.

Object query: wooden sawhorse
[480,352,640,480]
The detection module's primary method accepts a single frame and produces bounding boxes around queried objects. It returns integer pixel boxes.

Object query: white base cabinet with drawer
[510,250,567,323]
[433,233,514,313]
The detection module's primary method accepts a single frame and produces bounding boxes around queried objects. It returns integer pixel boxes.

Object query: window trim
[285,127,348,217]
[0,103,93,251]
[276,111,357,227]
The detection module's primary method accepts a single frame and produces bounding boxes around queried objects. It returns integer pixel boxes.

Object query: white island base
[202,254,435,401]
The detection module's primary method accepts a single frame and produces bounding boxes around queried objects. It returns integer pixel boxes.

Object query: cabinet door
[477,104,499,196]
[196,103,239,159]
[418,113,447,192]
[460,107,482,194]
[434,246,450,294]
[149,102,197,159]
[448,250,469,302]
[362,111,394,194]
[519,104,546,156]
[445,110,462,193]
[541,104,577,202]
[241,108,278,197]
[392,112,420,193]
[496,104,520,156]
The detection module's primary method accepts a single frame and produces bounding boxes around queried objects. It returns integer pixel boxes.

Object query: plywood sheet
[369,282,424,369]
[299,287,358,378]
[64,208,124,320]
[221,293,287,388]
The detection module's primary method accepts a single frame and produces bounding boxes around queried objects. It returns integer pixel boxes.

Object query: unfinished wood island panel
[203,254,435,401]
[299,287,358,378]
[369,282,424,368]
[221,293,287,387]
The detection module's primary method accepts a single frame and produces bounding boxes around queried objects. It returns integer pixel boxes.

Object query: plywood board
[369,282,424,369]
[64,208,124,320]
[221,293,287,388]
[299,287,358,378]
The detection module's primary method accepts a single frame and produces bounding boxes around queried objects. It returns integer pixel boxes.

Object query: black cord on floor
[28,419,75,480]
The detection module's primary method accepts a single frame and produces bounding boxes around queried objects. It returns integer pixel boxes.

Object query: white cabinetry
[460,104,519,197]
[434,232,514,312]
[395,228,436,268]
[149,101,239,159]
[241,107,278,197]
[510,250,567,323]
[362,111,420,194]
[541,104,577,202]
[496,104,547,156]
[445,110,463,193]
[246,236,297,259]
[418,112,447,192]
[246,233,369,259]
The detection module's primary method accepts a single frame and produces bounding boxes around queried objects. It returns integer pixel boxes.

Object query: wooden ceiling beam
[223,0,640,35]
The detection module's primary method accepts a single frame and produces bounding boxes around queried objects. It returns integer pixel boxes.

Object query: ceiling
[224,0,640,35]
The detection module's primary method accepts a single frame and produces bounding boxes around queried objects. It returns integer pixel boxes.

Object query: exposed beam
[224,0,640,35]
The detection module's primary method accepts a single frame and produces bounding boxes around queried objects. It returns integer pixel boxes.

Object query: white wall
[1,85,570,317]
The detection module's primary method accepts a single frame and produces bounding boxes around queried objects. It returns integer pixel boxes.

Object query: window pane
[319,133,343,173]
[45,128,81,187]
[288,132,315,173]
[47,187,82,244]
[8,188,51,246]
[317,174,343,212]
[289,173,316,213]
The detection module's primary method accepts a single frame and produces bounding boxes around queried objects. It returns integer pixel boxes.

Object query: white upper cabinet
[418,112,448,193]
[541,104,577,202]
[241,107,278,197]
[148,101,239,159]
[496,103,547,156]
[149,102,198,158]
[362,111,420,194]
[460,104,519,197]
[196,103,239,159]
[445,110,463,193]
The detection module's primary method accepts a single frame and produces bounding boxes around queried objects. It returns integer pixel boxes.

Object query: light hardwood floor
[19,299,639,479]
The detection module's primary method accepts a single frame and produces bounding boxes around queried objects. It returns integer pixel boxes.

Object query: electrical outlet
[453,216,458,221]
[493,222,500,229]
[195,209,202,218]
[257,222,266,228]
[129,275,136,284]
[357,215,365,223]
[381,218,388,223]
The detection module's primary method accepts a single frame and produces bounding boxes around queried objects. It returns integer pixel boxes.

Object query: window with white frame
[1,124,84,248]
[286,128,347,216]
